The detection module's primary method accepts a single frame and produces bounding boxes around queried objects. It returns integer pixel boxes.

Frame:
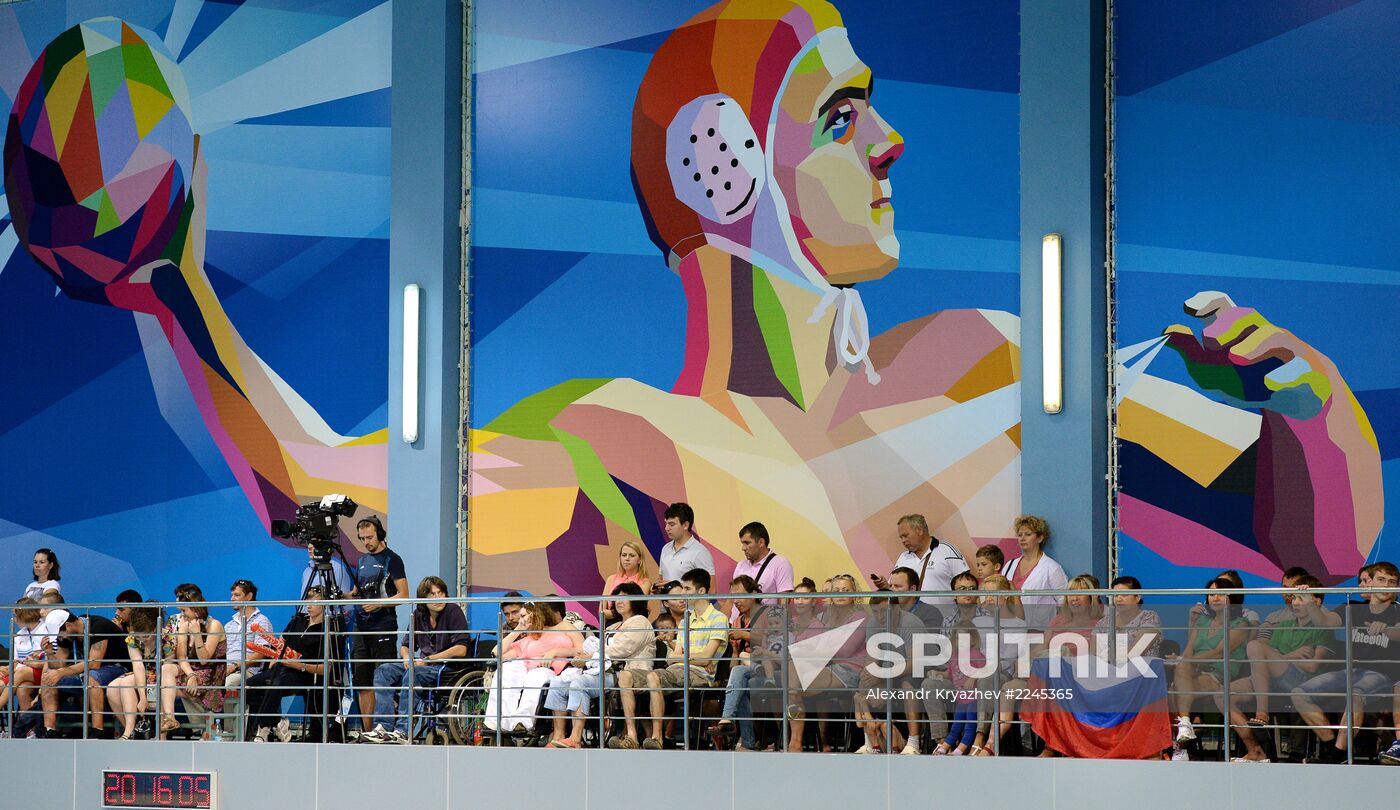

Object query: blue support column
[1020,0,1108,580]
[388,0,464,589]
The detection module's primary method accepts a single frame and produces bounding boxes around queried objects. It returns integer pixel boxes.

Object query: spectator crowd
[4,508,1399,765]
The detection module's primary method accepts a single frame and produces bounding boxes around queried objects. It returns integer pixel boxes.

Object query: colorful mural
[1114,0,1394,586]
[0,1,390,606]
[467,0,1023,600]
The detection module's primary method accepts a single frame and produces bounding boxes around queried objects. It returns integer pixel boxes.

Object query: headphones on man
[358,514,387,542]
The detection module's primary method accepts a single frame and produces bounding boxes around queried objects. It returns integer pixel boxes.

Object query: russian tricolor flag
[1025,654,1172,759]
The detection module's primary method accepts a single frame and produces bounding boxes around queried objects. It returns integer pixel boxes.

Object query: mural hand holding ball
[1163,291,1343,420]
[1119,289,1384,580]
[4,19,387,548]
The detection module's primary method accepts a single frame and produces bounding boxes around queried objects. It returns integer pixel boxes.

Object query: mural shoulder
[482,378,614,441]
[866,308,1019,392]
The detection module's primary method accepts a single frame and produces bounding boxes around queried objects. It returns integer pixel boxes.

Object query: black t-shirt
[281,614,328,664]
[86,616,131,671]
[402,603,470,666]
[354,548,407,631]
[1339,601,1400,680]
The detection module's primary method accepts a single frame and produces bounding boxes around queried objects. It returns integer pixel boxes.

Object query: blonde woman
[1040,574,1104,655]
[1000,515,1068,628]
[601,542,652,619]
[787,574,866,752]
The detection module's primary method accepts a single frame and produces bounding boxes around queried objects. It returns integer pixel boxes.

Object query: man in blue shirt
[347,515,408,732]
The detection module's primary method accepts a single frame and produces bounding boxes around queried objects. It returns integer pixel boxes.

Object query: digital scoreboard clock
[102,770,216,809]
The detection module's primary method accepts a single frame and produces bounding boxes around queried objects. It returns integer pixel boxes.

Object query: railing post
[494,605,503,746]
[991,608,1001,756]
[1343,600,1354,765]
[6,615,14,736]
[1221,602,1231,761]
[320,603,330,742]
[407,611,417,745]
[781,597,790,751]
[154,608,165,739]
[81,615,90,739]
[598,595,608,749]
[237,607,249,742]
[883,602,893,755]
[682,596,691,751]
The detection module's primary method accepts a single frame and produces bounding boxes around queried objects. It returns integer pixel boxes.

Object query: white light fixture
[402,283,421,443]
[1042,233,1063,414]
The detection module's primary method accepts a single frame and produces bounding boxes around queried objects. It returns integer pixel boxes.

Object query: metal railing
[2,585,1397,763]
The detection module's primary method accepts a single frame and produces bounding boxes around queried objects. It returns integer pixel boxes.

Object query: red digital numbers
[103,772,138,805]
[103,771,211,808]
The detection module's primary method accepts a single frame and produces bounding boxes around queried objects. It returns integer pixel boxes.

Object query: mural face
[770,29,903,284]
[0,2,391,608]
[468,0,1023,609]
[1113,0,1391,586]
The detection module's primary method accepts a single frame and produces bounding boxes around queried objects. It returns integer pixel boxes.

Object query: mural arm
[1160,291,1382,579]
[100,244,387,530]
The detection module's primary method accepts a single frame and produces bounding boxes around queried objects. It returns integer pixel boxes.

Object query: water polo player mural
[466,0,1380,596]
[3,16,388,559]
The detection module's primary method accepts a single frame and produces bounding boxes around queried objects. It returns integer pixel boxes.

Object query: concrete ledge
[2,739,1391,810]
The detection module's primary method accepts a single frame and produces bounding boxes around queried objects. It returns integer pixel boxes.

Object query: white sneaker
[1175,717,1196,743]
[855,744,881,754]
[900,740,921,756]
[273,718,294,743]
[387,730,410,745]
[1171,746,1189,761]
[360,724,393,744]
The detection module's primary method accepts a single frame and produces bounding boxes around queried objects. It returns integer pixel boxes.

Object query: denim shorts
[1271,664,1311,694]
[830,663,862,689]
[1294,668,1394,699]
[90,664,129,687]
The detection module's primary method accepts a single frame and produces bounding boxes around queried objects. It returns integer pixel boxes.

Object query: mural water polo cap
[632,0,841,265]
[632,0,883,383]
[4,19,195,304]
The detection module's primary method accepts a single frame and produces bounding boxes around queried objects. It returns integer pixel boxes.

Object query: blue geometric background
[0,0,390,621]
[1115,0,1400,587]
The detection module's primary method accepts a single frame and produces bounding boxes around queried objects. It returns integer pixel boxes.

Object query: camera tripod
[301,547,353,743]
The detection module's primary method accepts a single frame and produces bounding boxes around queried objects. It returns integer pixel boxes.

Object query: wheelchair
[413,667,486,745]
[423,664,550,746]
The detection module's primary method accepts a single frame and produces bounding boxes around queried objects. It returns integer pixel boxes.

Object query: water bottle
[210,719,224,741]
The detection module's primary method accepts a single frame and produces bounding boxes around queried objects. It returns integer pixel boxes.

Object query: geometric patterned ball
[4,18,194,304]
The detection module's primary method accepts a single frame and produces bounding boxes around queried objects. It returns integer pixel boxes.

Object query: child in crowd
[652,613,677,664]
[979,574,1028,749]
[973,545,1004,584]
[4,599,45,713]
[935,620,986,755]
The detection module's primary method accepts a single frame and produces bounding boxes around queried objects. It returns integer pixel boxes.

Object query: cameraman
[347,515,407,733]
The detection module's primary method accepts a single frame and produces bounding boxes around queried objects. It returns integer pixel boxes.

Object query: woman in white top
[23,548,61,600]
[546,582,654,748]
[1000,515,1067,629]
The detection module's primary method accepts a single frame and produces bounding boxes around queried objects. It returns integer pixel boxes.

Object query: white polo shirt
[895,541,968,605]
[658,536,716,583]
